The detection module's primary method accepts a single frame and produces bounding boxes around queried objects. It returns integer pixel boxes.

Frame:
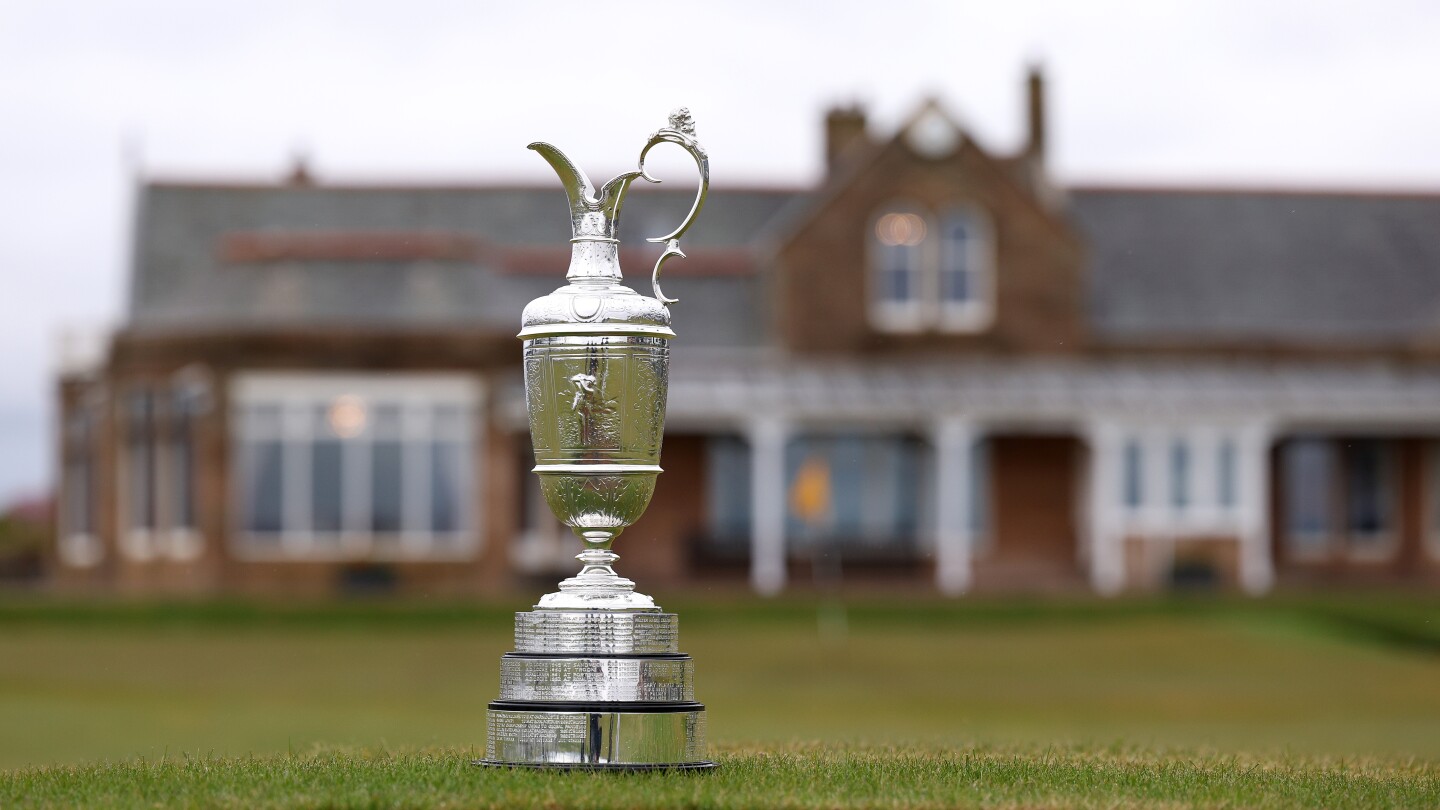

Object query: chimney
[286,151,314,186]
[1025,65,1046,165]
[824,104,869,173]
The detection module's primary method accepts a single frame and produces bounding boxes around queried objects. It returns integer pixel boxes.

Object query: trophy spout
[528,142,643,244]
[527,142,596,216]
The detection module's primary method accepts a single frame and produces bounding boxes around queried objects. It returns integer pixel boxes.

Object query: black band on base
[487,700,704,714]
[473,759,716,772]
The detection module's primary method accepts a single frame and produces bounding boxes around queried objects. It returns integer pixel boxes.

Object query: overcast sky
[2,0,1440,505]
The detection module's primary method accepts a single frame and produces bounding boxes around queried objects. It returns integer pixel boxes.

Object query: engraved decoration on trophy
[478,110,715,770]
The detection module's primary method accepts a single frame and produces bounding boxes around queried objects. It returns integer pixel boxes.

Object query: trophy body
[480,111,714,769]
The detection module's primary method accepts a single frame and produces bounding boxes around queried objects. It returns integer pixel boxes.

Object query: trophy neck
[565,239,624,285]
[537,543,659,612]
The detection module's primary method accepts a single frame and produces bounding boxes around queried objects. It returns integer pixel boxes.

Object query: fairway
[0,596,1438,774]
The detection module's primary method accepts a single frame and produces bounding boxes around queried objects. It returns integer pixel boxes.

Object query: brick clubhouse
[55,70,1440,596]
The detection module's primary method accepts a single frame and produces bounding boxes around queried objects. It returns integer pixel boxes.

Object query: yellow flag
[789,455,833,526]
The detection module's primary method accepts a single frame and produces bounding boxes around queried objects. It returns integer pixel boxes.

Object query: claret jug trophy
[478,110,714,770]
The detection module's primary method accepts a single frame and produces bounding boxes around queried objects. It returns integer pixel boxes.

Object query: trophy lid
[517,110,708,341]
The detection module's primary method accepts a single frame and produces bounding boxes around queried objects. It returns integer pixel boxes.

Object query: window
[514,446,568,572]
[59,399,102,567]
[122,387,159,560]
[1282,438,1334,555]
[1344,439,1396,555]
[703,434,753,554]
[870,210,928,330]
[868,203,994,333]
[1282,437,1400,559]
[1170,439,1190,510]
[429,404,468,539]
[783,433,926,555]
[168,384,204,532]
[118,374,212,562]
[159,380,209,560]
[62,406,94,539]
[1122,439,1144,510]
[232,374,479,560]
[940,215,972,304]
[937,209,994,331]
[1216,438,1237,510]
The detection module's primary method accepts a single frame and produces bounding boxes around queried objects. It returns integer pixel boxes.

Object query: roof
[1071,187,1440,346]
[127,181,797,347]
[128,177,1440,352]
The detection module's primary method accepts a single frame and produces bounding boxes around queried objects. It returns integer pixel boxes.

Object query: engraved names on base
[487,711,588,764]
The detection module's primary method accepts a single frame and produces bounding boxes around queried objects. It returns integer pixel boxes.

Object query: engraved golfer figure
[568,373,598,411]
[567,371,617,447]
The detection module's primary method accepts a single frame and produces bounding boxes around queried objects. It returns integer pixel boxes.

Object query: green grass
[0,594,1438,806]
[3,744,1437,809]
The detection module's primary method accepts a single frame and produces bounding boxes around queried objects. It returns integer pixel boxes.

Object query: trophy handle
[636,108,709,305]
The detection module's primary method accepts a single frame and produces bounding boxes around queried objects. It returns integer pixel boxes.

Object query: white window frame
[936,205,996,333]
[867,205,931,333]
[1116,425,1249,537]
[230,372,483,562]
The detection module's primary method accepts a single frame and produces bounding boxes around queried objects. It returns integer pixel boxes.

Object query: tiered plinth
[477,610,714,770]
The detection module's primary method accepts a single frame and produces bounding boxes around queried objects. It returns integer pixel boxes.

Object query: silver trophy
[479,110,714,770]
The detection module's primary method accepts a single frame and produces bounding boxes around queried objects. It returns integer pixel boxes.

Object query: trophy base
[484,702,710,768]
[483,611,712,769]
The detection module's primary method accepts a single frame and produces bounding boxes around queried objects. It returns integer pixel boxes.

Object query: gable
[771,103,1084,356]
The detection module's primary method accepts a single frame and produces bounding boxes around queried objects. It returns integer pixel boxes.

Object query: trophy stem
[535,529,658,611]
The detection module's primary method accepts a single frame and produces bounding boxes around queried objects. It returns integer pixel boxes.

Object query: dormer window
[870,210,929,331]
[868,203,994,333]
[937,207,994,331]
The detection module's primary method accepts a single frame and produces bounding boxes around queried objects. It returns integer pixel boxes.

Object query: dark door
[989,435,1080,566]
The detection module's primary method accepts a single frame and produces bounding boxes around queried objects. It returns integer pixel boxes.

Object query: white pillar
[1237,423,1275,595]
[1086,422,1125,595]
[747,416,788,595]
[932,417,976,595]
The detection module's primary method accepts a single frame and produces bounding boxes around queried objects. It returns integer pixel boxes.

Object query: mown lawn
[4,744,1438,809]
[0,595,1437,807]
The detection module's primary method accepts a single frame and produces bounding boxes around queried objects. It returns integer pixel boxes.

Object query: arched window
[937,207,994,331]
[869,208,930,331]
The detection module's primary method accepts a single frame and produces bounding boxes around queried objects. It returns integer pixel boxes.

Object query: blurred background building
[50,70,1440,596]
